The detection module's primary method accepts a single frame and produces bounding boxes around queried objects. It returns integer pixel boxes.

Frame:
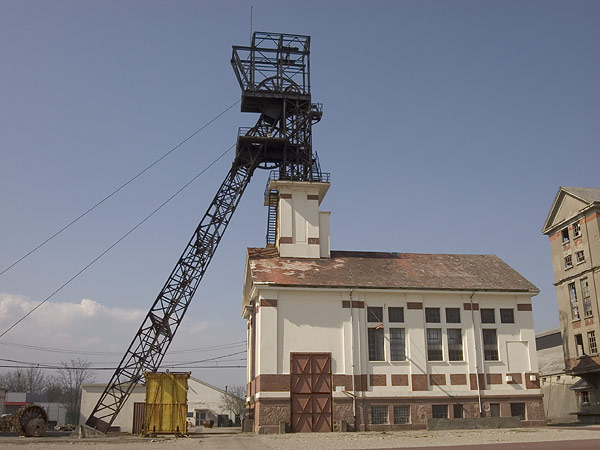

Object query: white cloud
[0,293,246,387]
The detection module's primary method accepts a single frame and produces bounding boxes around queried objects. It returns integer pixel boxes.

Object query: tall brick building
[542,186,600,422]
[242,178,544,433]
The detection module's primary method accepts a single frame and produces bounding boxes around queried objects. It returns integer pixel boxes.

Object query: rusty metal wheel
[15,405,48,437]
[256,76,300,93]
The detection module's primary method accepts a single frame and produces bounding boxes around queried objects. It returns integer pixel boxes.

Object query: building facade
[242,180,544,433]
[536,328,578,422]
[542,186,600,422]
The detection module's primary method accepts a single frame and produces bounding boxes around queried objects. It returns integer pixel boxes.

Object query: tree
[0,367,45,393]
[219,385,246,421]
[56,359,95,424]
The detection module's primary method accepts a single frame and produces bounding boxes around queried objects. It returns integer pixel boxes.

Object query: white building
[242,179,545,433]
[80,377,239,434]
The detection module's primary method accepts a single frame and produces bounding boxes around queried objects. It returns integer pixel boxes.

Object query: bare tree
[0,367,45,393]
[57,359,95,424]
[219,385,246,421]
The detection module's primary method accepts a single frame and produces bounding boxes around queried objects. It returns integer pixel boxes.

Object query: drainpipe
[469,292,483,416]
[349,289,357,429]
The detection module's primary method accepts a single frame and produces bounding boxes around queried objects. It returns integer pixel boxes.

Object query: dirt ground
[1,426,600,450]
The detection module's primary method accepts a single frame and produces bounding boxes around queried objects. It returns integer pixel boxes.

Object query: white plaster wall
[276,290,345,374]
[250,286,540,402]
[80,384,146,432]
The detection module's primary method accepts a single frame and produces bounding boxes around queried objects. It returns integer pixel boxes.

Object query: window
[390,328,406,361]
[453,404,463,419]
[388,307,404,323]
[582,278,593,318]
[445,308,461,323]
[565,255,573,269]
[575,334,584,356]
[432,405,448,419]
[393,405,410,424]
[368,328,384,361]
[576,250,585,264]
[425,307,441,323]
[562,228,569,243]
[367,306,383,323]
[371,406,387,424]
[588,331,597,354]
[500,308,514,324]
[482,329,499,361]
[573,222,581,238]
[480,308,495,324]
[186,411,194,417]
[582,391,590,404]
[490,403,500,417]
[427,328,443,361]
[569,282,580,320]
[510,403,526,420]
[447,329,463,361]
[581,278,591,298]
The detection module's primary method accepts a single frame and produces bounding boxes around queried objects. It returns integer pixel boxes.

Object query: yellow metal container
[144,371,190,436]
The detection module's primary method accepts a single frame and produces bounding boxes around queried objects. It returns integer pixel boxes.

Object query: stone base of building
[249,394,545,433]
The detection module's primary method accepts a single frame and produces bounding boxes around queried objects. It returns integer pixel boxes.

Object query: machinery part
[86,31,327,434]
[15,405,48,437]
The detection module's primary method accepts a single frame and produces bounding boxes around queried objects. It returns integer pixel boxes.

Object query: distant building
[242,179,544,433]
[80,377,240,434]
[536,328,578,422]
[542,186,600,422]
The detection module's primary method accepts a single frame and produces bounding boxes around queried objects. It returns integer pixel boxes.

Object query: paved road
[371,439,600,450]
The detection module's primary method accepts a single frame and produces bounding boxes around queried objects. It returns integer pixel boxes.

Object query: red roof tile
[247,248,538,292]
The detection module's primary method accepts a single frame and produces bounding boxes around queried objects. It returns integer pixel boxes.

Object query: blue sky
[1,1,599,388]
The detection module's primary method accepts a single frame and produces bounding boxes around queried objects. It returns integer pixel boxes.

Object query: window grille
[388,307,404,323]
[500,308,514,324]
[371,406,387,424]
[569,282,580,320]
[588,331,597,354]
[432,405,448,419]
[576,250,585,263]
[453,404,463,419]
[573,222,581,237]
[447,329,463,361]
[427,328,443,361]
[368,327,384,361]
[482,329,499,361]
[393,405,410,424]
[445,308,461,323]
[565,255,573,269]
[390,328,406,361]
[480,308,495,324]
[425,308,441,323]
[367,306,383,323]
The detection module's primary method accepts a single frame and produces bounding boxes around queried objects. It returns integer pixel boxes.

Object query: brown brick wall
[525,373,541,389]
[517,303,532,311]
[391,374,409,386]
[507,373,522,385]
[486,373,503,385]
[469,373,486,390]
[450,374,467,385]
[407,302,423,310]
[429,374,446,386]
[333,374,353,391]
[370,374,386,386]
[412,374,428,391]
[256,374,290,392]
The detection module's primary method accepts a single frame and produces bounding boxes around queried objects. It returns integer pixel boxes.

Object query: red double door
[290,352,333,432]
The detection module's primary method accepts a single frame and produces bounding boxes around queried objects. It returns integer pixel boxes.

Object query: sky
[1,1,599,390]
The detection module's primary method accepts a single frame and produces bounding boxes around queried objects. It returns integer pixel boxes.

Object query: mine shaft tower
[86,32,327,433]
